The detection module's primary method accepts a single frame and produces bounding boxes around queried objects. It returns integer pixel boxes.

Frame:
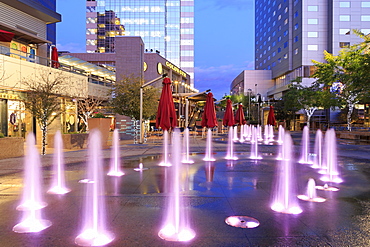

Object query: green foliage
[91,112,107,118]
[110,75,160,120]
[0,132,4,138]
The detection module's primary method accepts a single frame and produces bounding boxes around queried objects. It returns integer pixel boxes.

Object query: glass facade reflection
[86,0,194,84]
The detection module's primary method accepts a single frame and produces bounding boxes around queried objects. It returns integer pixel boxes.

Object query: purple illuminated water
[320,129,343,183]
[225,126,238,160]
[239,124,245,143]
[257,125,263,142]
[269,125,274,142]
[75,130,115,246]
[13,133,51,233]
[107,129,125,176]
[297,178,326,202]
[264,125,269,144]
[159,130,171,166]
[244,125,251,141]
[299,126,312,164]
[233,126,239,142]
[48,130,71,194]
[17,133,47,211]
[250,127,262,160]
[277,125,284,144]
[159,129,195,241]
[312,129,323,169]
[271,132,302,214]
[203,129,215,161]
[182,128,194,164]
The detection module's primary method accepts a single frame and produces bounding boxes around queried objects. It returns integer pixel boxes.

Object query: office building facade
[255,0,370,99]
[86,0,194,85]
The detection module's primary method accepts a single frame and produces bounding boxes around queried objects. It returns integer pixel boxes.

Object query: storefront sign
[165,61,187,78]
[0,93,20,100]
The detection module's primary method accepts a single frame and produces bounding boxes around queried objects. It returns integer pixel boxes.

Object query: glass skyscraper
[86,0,194,84]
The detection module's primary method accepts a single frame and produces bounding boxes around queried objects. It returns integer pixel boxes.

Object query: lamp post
[139,74,167,144]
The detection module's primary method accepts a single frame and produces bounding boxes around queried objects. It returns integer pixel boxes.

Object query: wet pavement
[0,132,369,246]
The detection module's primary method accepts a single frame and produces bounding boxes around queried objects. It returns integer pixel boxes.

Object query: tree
[313,45,370,130]
[110,75,160,120]
[77,96,104,131]
[282,78,337,130]
[22,70,68,155]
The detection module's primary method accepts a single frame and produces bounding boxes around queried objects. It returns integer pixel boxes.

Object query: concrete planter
[87,118,112,148]
[0,137,24,159]
[48,133,89,149]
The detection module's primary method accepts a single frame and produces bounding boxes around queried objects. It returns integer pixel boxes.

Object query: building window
[308,45,318,50]
[340,2,350,7]
[272,51,276,57]
[284,53,288,59]
[294,23,299,30]
[308,6,318,11]
[361,16,370,21]
[278,47,282,53]
[294,11,298,18]
[273,10,276,16]
[340,15,350,21]
[284,30,288,36]
[294,36,299,42]
[272,41,276,46]
[284,7,288,13]
[284,41,288,48]
[278,58,282,63]
[339,29,351,35]
[308,32,318,37]
[294,48,299,55]
[278,3,282,9]
[361,29,370,34]
[308,19,318,24]
[278,25,282,31]
[278,36,282,42]
[361,2,370,7]
[339,42,350,48]
[278,15,282,20]
[284,18,288,25]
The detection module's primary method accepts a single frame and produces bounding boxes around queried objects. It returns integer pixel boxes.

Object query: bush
[0,133,4,138]
[92,113,107,118]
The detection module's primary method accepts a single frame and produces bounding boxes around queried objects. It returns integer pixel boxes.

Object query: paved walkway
[0,132,369,246]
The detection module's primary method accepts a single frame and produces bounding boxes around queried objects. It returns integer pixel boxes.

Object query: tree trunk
[347,104,354,131]
[41,122,47,155]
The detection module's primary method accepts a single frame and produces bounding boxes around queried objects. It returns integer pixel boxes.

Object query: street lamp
[139,73,167,144]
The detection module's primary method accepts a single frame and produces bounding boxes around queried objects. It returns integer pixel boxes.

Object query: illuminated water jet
[203,129,215,161]
[75,130,115,246]
[159,130,171,166]
[312,129,323,169]
[271,132,302,214]
[134,163,149,171]
[320,129,343,183]
[182,128,194,164]
[159,129,195,242]
[299,126,312,164]
[13,133,51,233]
[48,130,71,195]
[250,127,262,160]
[277,125,284,144]
[107,129,124,176]
[297,178,326,202]
[225,126,238,160]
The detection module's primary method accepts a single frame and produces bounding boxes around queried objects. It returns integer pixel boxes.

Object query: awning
[0,23,51,44]
[0,29,15,42]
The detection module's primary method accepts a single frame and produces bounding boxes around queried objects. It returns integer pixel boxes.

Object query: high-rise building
[85,0,194,85]
[255,0,370,99]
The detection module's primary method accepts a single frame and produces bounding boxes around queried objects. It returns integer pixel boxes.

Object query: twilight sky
[56,0,255,100]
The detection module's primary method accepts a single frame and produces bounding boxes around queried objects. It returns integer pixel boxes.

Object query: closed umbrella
[156,77,177,131]
[201,92,218,128]
[51,46,60,68]
[235,103,246,125]
[0,29,14,42]
[267,105,276,126]
[222,99,235,127]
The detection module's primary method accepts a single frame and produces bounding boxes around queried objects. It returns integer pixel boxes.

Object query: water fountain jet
[225,126,238,160]
[297,178,326,202]
[203,129,215,161]
[182,128,194,164]
[159,130,171,166]
[107,129,125,176]
[75,130,115,246]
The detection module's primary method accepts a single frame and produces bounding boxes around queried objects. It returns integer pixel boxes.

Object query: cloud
[56,42,85,53]
[194,61,254,99]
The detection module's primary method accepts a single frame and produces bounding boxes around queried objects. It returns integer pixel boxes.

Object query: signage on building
[0,93,20,100]
[165,61,187,78]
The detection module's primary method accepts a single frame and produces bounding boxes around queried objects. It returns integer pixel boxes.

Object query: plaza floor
[0,132,369,246]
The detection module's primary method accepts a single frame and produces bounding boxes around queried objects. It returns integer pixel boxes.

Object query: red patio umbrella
[267,105,276,126]
[0,29,15,42]
[51,46,60,68]
[234,103,246,125]
[156,77,177,131]
[201,92,218,128]
[222,99,235,127]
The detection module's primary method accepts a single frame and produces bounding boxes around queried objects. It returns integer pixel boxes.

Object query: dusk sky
[56,0,255,100]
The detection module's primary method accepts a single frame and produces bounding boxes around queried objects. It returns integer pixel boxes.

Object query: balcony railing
[0,44,113,88]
